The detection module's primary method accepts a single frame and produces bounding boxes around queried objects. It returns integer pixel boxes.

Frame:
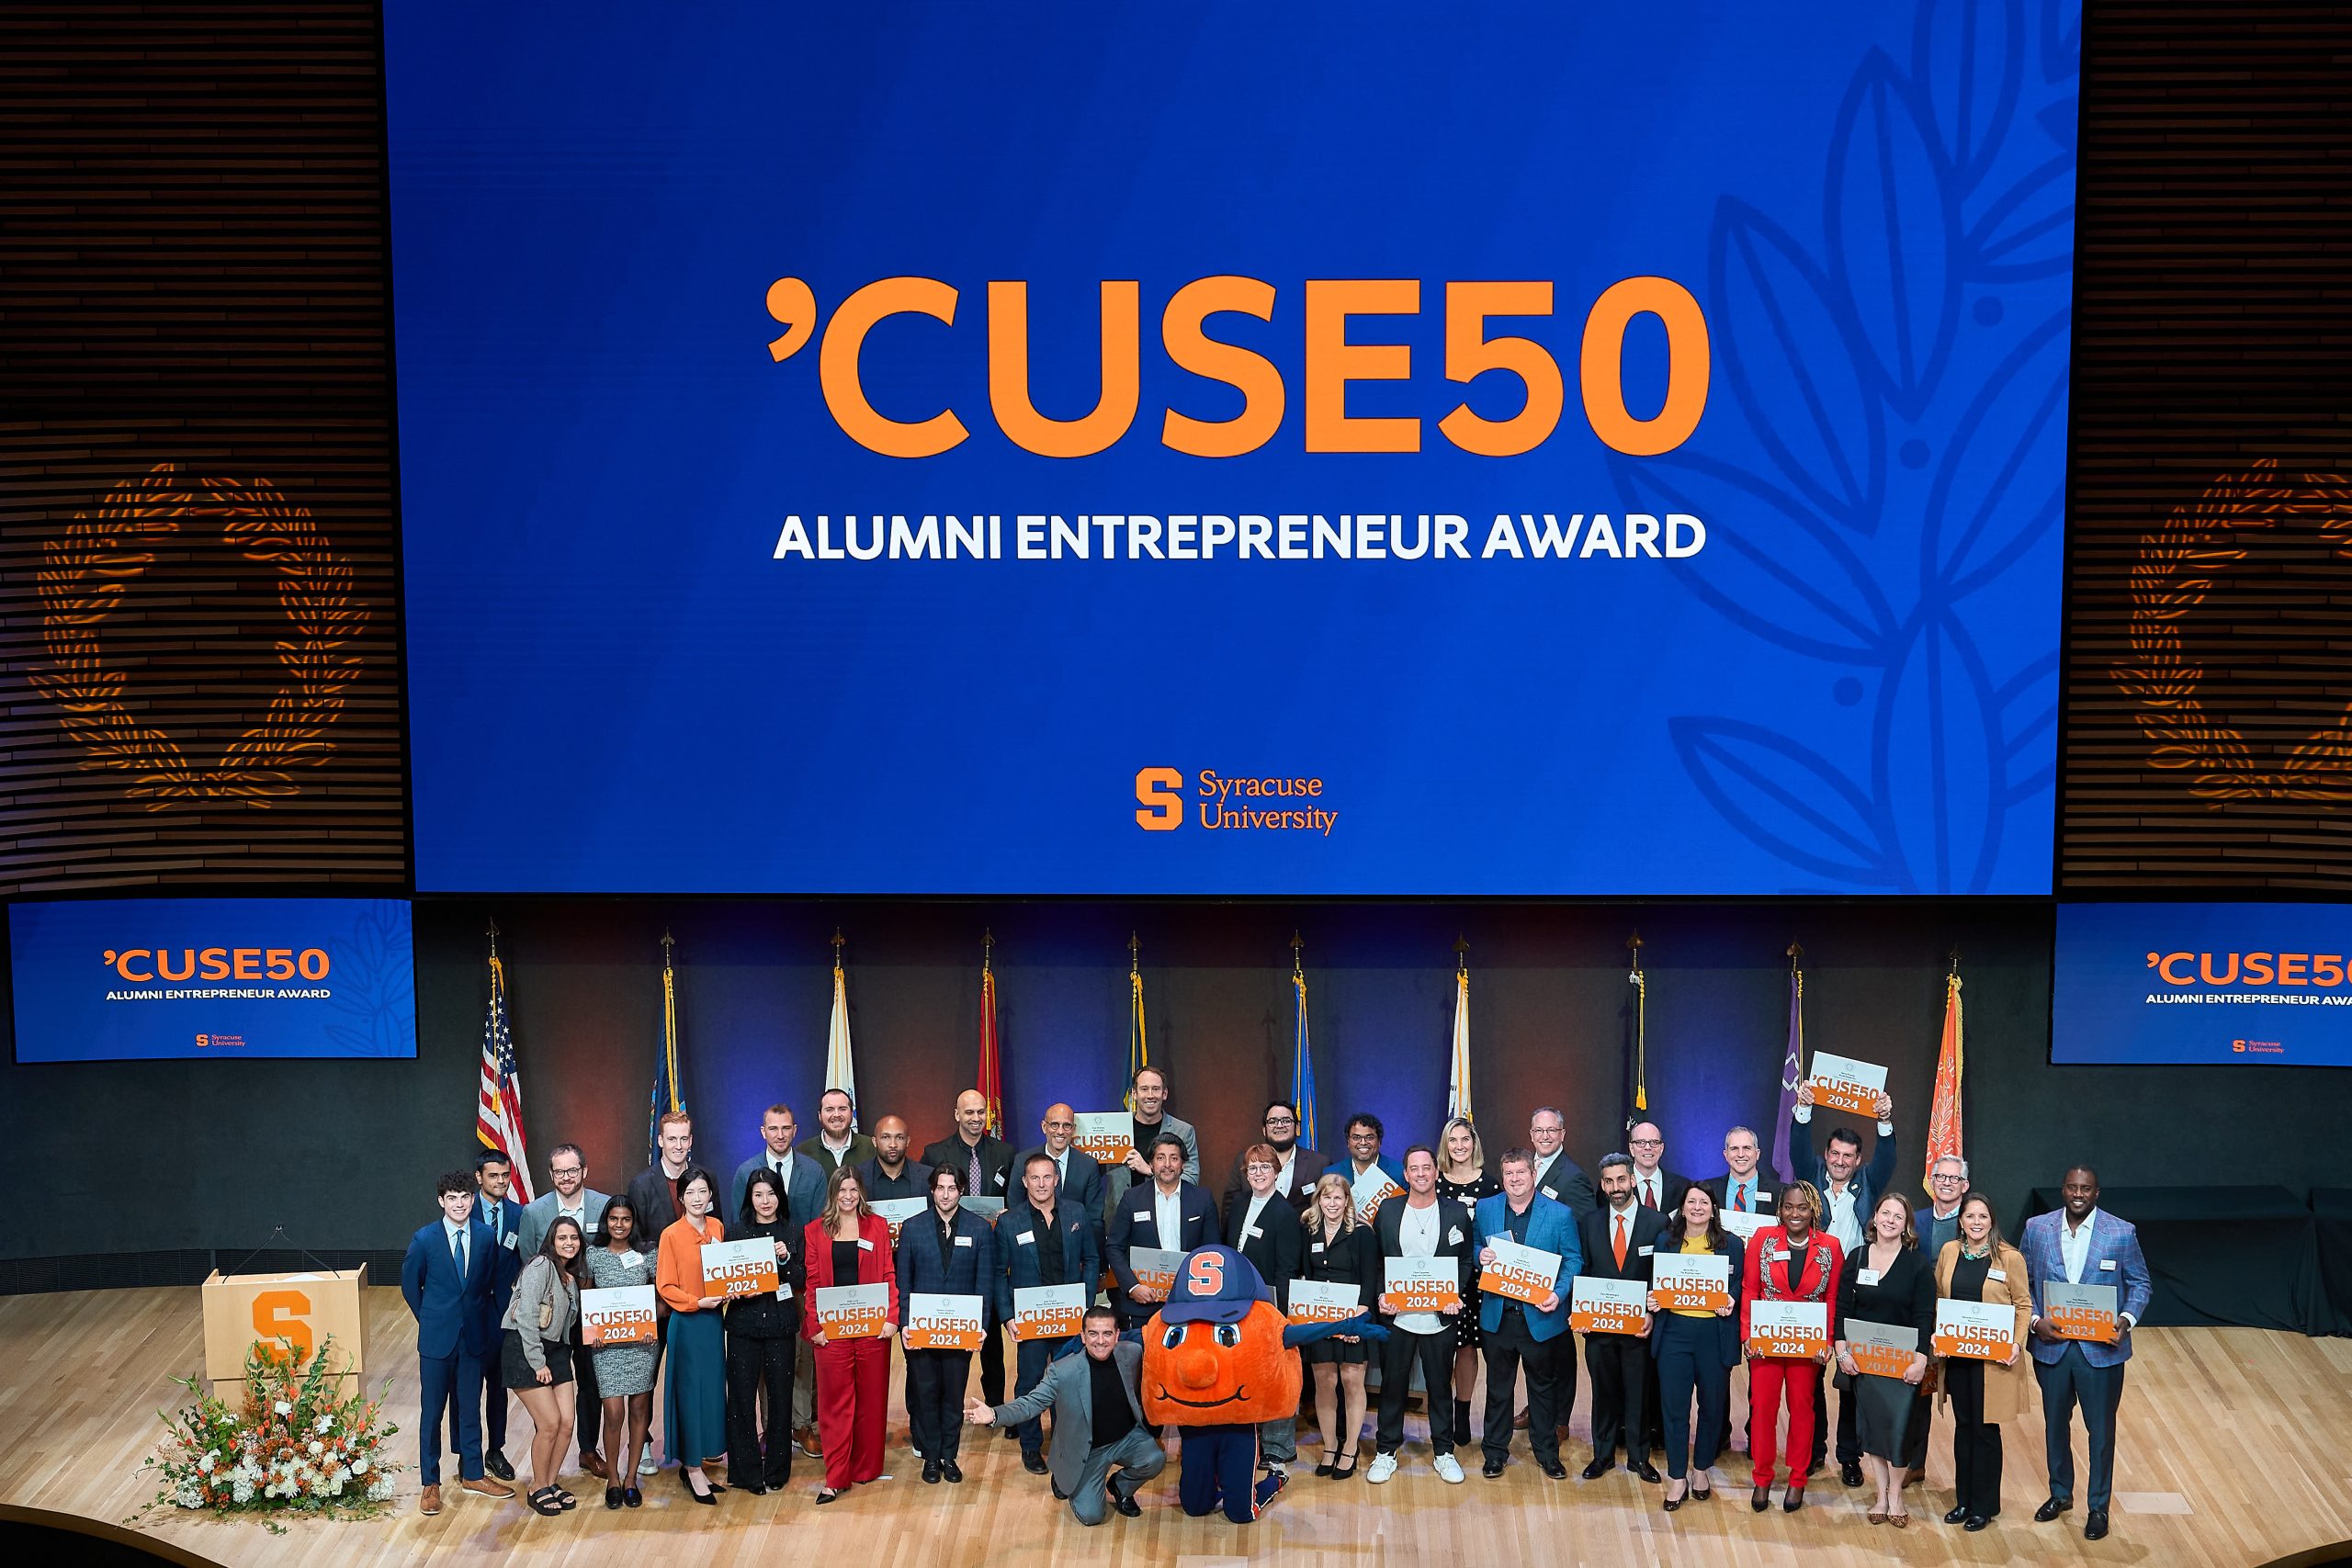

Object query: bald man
[856,1114,933,1201]
[922,1090,1018,1408]
[1015,1104,1105,1228]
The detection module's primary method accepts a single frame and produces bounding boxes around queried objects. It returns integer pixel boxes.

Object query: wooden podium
[200,1266,368,1385]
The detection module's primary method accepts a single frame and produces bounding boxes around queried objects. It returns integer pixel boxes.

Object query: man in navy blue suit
[1105,1134,1218,1331]
[468,1149,526,1481]
[401,1169,515,1515]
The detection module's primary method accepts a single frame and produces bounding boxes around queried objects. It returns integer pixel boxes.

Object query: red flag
[1924,972,1963,1181]
[978,943,1003,1136]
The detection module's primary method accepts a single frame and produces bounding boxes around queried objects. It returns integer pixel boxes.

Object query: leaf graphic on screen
[1827,51,1959,421]
[1911,0,2024,187]
[326,904,413,1055]
[1611,452,1898,663]
[1710,198,1885,532]
[1964,153,2074,281]
[1922,310,2069,601]
[1669,717,1896,886]
[1996,650,2060,804]
[2039,0,2083,87]
[1877,613,2006,892]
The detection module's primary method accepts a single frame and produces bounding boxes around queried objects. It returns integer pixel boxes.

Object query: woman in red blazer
[801,1164,899,1503]
[1740,1180,1843,1514]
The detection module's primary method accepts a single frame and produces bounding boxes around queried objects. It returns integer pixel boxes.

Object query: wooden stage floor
[5,1285,2347,1567]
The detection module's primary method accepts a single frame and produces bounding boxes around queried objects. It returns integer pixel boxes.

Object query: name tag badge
[1636,1245,1654,1258]
[1015,1231,1035,1246]
[620,1250,643,1269]
[1245,1225,1263,1240]
[1541,1186,1558,1200]
[1859,1268,1882,1286]
[1311,1242,1326,1253]
[777,1283,793,1300]
[954,1235,974,1247]
[1132,1210,1151,1224]
[1756,1192,1772,1205]
[856,1237,874,1251]
[503,1232,519,1250]
[1986,1268,2007,1282]
[2099,1258,2116,1271]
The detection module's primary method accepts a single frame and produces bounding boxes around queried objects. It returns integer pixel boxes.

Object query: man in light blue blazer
[2021,1166,2153,1543]
[1474,1147,1584,1479]
[400,1169,513,1514]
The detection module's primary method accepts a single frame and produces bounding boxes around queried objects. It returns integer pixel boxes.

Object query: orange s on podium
[201,1267,368,1386]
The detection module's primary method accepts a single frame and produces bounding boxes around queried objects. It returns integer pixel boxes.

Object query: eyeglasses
[1246,1163,1275,1174]
[548,1167,582,1179]
[1928,1172,1964,1183]
[1630,1137,1663,1148]
[1264,1116,1296,1127]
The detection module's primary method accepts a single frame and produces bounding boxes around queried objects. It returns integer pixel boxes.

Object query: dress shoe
[1482,1457,1507,1479]
[1108,1483,1140,1518]
[741,1482,767,1496]
[1751,1484,1770,1512]
[797,1426,824,1459]
[1051,1483,1068,1501]
[2085,1507,2109,1540]
[1023,1451,1049,1475]
[605,1485,623,1510]
[1540,1460,1567,1481]
[1629,1461,1661,1483]
[2034,1495,2072,1522]
[1514,1409,1530,1428]
[922,1460,942,1484]
[942,1461,964,1483]
[624,1485,642,1507]
[580,1450,608,1480]
[1663,1490,1684,1513]
[1839,1461,1863,1488]
[1582,1457,1613,1480]
[815,1486,843,1505]
[459,1476,514,1499]
[418,1483,443,1516]
[1944,1505,1970,1525]
[484,1450,516,1482]
[1964,1513,1991,1531]
[1904,1465,1926,1487]
[1783,1483,1806,1512]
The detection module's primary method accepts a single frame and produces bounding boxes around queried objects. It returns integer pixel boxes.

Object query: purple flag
[1770,967,1803,1184]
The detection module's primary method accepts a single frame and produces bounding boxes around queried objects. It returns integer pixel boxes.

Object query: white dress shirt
[2060,1206,2101,1283]
[1824,1182,1862,1250]
[1153,1182,1184,1248]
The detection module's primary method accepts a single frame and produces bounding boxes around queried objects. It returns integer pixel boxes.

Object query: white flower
[366,1476,394,1502]
[349,1456,368,1474]
[316,1414,334,1433]
[197,1452,217,1474]
[308,1441,324,1456]
[231,1479,255,1504]
[174,1482,204,1508]
[273,1401,292,1416]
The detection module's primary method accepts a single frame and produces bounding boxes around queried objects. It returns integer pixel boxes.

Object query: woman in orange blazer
[653,1166,729,1504]
[1739,1180,1843,1513]
[801,1163,899,1503]
[1933,1193,2034,1530]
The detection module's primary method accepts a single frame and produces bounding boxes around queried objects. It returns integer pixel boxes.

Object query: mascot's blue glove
[1280,1313,1388,1348]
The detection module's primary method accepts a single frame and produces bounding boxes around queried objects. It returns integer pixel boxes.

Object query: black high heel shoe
[1330,1447,1359,1480]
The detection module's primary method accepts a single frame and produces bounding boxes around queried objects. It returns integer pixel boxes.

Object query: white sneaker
[1433,1454,1465,1484]
[1365,1452,1399,1484]
[637,1456,659,1476]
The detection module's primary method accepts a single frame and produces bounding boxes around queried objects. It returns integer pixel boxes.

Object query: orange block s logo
[252,1289,314,1363]
[1135,768,1183,830]
[1184,1252,1225,1297]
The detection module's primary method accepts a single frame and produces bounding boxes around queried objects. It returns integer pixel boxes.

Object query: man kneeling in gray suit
[967,1303,1163,1524]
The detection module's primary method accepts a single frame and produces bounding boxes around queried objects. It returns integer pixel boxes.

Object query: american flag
[477,953,535,1201]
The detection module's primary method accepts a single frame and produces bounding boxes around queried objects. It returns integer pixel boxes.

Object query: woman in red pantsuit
[1741,1180,1842,1514]
[802,1164,899,1503]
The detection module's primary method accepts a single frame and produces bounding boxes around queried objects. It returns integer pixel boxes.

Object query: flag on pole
[978,931,1004,1137]
[1125,932,1148,1110]
[475,929,535,1201]
[1291,933,1318,1152]
[1447,937,1473,1122]
[1625,932,1648,1131]
[826,928,858,1129]
[1924,964,1964,1180]
[1770,944,1804,1185]
[647,929,684,1168]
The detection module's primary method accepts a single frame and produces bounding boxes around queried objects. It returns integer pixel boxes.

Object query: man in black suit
[1623,1121,1690,1454]
[998,1151,1103,1476]
[1226,1140,1308,1474]
[1577,1153,1668,1482]
[1218,1100,1330,1226]
[1365,1145,1476,1485]
[922,1089,1016,1404]
[1528,1107,1596,1212]
[1016,1103,1106,1228]
[1105,1134,1217,1330]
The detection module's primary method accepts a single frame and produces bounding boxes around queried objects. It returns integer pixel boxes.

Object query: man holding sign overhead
[2023,1167,2151,1543]
[1473,1148,1580,1480]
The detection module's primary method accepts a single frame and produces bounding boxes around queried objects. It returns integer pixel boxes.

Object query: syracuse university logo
[1136,768,1338,837]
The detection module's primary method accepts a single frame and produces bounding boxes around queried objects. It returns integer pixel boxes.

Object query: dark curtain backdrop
[5,893,2345,1262]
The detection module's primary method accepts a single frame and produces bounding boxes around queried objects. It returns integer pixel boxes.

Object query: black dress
[1438,1172,1499,1350]
[1298,1222,1378,1365]
[1833,1244,1937,1461]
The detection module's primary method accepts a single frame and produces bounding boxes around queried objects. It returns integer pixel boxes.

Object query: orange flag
[1923,970,1963,1180]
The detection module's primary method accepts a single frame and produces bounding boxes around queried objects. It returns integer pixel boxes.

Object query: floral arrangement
[144,1337,401,1521]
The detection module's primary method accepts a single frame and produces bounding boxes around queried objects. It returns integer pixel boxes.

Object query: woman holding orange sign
[803,1164,899,1504]
[653,1167,730,1505]
[1932,1193,2033,1531]
[1740,1180,1840,1514]
[1648,1185,1743,1511]
[1834,1193,1936,1528]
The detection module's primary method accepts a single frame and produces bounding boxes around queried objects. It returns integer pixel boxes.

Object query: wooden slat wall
[0,3,404,892]
[2062,2,2352,890]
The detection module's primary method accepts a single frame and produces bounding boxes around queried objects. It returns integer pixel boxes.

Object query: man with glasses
[1220,1100,1330,1226]
[519,1144,611,1479]
[1527,1108,1595,1213]
[1342,1113,1406,1187]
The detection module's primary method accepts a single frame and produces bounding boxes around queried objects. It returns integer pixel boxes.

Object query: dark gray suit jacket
[990,1338,1145,1495]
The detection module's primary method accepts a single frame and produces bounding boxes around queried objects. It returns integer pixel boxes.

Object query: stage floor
[5,1285,2348,1566]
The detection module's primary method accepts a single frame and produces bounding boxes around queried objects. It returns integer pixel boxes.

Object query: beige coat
[1933,1239,2035,1422]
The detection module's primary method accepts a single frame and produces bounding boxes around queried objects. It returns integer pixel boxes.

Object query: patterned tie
[1613,1214,1628,1269]
[1736,1181,1748,1213]
[968,1145,984,1201]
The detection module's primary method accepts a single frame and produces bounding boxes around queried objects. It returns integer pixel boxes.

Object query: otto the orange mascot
[1141,1244,1380,1522]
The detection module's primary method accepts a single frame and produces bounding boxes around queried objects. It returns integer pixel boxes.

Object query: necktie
[1641,1179,1657,1211]
[452,1229,468,1274]
[1736,1181,1748,1213]
[968,1145,983,1200]
[1612,1214,1628,1269]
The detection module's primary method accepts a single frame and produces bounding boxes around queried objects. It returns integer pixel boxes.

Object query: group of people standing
[399,1066,2153,1542]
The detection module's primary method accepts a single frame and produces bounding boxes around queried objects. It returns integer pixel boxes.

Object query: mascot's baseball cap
[1160,1244,1275,1325]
